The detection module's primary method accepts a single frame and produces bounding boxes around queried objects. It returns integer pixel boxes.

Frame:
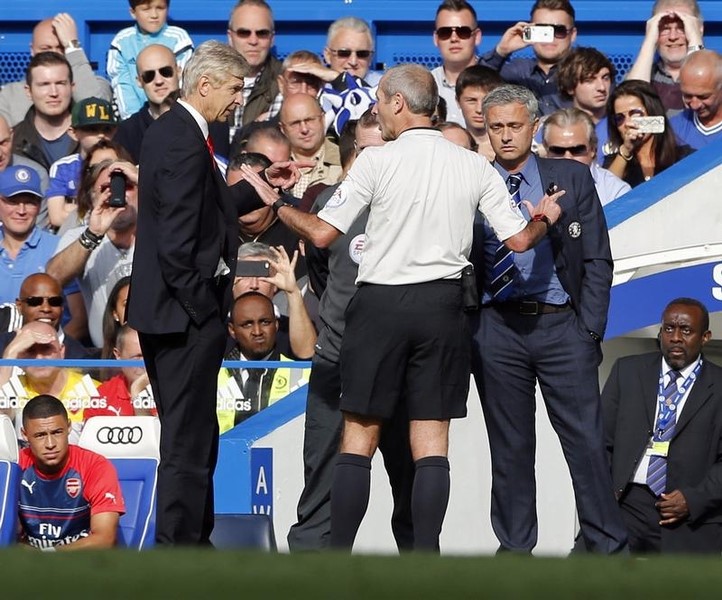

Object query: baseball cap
[71,97,118,128]
[0,166,43,199]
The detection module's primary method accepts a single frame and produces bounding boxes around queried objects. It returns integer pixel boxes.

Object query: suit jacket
[126,102,263,335]
[471,157,613,337]
[602,352,722,549]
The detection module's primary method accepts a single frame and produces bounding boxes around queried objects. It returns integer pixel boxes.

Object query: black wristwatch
[271,197,288,215]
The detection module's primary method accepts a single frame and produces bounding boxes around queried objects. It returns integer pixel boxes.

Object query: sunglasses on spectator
[230,28,273,40]
[435,26,478,41]
[140,66,174,84]
[19,296,64,307]
[327,48,373,59]
[613,108,646,126]
[547,144,589,157]
[534,23,574,39]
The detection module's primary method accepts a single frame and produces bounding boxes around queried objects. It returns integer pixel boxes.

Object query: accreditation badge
[646,441,670,457]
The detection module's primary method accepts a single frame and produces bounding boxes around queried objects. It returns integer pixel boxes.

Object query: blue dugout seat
[110,457,158,550]
[210,514,277,551]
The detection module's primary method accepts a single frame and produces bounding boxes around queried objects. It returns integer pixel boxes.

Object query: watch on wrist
[531,213,552,229]
[687,44,704,54]
[271,197,287,215]
[65,39,82,51]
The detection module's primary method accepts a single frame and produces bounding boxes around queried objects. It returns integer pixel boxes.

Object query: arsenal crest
[66,477,81,498]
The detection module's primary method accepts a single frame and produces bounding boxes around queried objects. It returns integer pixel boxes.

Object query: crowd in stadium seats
[1,0,722,552]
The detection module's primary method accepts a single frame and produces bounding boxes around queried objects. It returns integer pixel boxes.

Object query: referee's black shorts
[339,280,470,420]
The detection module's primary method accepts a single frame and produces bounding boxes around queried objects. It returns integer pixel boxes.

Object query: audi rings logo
[96,426,144,445]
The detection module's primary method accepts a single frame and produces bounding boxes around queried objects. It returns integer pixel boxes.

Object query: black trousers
[287,353,415,551]
[139,318,227,545]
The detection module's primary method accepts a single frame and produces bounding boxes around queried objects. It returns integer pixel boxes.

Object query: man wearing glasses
[541,108,630,206]
[279,94,342,200]
[432,0,483,126]
[227,0,283,136]
[479,0,577,116]
[0,273,89,359]
[0,166,59,306]
[323,17,380,88]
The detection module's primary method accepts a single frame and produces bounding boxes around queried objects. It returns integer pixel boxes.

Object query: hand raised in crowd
[620,120,646,156]
[674,11,704,46]
[51,13,79,48]
[108,161,139,185]
[4,325,57,359]
[87,182,128,237]
[242,164,283,205]
[522,188,565,226]
[657,489,690,526]
[262,246,301,295]
[288,61,340,83]
[495,22,532,57]
[264,160,315,190]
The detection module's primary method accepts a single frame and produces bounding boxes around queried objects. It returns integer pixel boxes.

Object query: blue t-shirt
[47,153,82,200]
[670,109,722,149]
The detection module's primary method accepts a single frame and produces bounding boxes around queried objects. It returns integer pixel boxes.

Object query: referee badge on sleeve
[326,186,348,209]
[568,221,582,238]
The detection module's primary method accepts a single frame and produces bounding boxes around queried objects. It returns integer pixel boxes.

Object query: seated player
[18,394,125,550]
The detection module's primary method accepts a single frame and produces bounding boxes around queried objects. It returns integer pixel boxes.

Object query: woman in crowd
[603,79,693,187]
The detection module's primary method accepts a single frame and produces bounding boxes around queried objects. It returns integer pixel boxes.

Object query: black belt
[488,300,572,315]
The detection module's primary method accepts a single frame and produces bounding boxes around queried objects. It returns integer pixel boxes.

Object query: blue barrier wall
[3,1,722,84]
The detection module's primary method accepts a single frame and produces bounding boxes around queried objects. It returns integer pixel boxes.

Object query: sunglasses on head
[435,26,477,41]
[534,23,573,39]
[327,48,373,59]
[20,296,64,307]
[547,144,588,157]
[231,28,273,40]
[140,66,174,84]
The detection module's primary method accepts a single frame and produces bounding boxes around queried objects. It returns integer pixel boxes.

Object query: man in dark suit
[126,40,301,546]
[603,298,722,553]
[470,84,627,554]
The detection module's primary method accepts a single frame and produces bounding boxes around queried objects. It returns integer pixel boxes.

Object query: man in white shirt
[240,63,563,552]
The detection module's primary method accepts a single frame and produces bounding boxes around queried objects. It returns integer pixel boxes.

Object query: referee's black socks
[412,456,450,553]
[329,453,371,550]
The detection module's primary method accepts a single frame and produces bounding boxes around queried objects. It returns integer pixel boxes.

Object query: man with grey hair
[226,0,283,136]
[626,0,704,115]
[470,84,628,554]
[323,17,380,87]
[126,40,304,546]
[671,49,722,149]
[241,64,563,552]
[542,108,630,205]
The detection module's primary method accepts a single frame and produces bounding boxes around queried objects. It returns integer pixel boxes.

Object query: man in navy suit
[126,41,301,546]
[470,84,628,554]
[603,297,722,553]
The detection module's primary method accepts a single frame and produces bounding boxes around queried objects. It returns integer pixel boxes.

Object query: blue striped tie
[490,173,522,300]
[646,370,681,496]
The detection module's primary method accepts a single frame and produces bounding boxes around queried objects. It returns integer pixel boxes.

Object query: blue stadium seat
[0,460,20,546]
[110,457,158,550]
[210,514,277,551]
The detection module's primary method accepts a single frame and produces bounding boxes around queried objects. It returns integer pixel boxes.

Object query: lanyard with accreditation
[647,360,703,458]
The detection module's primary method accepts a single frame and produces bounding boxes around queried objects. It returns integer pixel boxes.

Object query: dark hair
[435,0,477,22]
[101,276,132,360]
[339,118,358,170]
[606,79,679,173]
[22,394,68,425]
[228,151,272,173]
[665,297,710,332]
[531,0,575,22]
[434,96,448,124]
[557,48,616,99]
[229,123,290,164]
[455,65,505,99]
[26,51,73,86]
[130,0,170,9]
